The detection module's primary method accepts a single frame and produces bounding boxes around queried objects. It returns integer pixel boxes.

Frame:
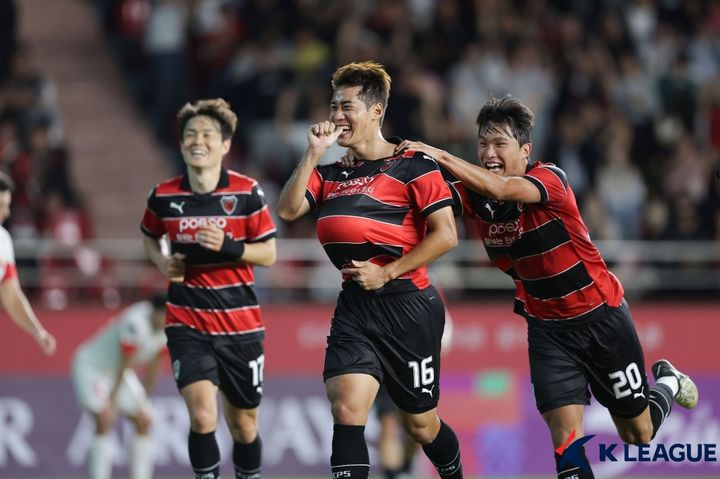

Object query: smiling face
[180,115,230,171]
[477,122,532,177]
[329,85,383,148]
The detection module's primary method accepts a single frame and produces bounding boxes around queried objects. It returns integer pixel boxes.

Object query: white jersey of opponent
[76,301,166,373]
[72,301,166,414]
[0,226,16,281]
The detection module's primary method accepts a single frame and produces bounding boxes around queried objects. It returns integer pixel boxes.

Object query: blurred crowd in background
[0,0,719,306]
[92,0,720,242]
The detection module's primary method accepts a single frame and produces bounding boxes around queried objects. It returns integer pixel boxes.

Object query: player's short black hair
[476,95,535,147]
[151,292,167,310]
[177,98,237,141]
[0,171,15,193]
[331,61,391,124]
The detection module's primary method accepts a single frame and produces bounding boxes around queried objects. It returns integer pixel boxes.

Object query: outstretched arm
[277,121,343,221]
[0,277,56,355]
[395,140,541,204]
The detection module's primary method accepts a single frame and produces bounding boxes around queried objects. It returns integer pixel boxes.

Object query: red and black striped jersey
[141,169,276,339]
[453,162,623,321]
[306,150,454,294]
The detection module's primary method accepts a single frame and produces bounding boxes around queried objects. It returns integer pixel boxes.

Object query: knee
[550,424,578,446]
[228,414,258,443]
[331,400,368,425]
[402,418,438,445]
[189,405,217,433]
[134,409,153,435]
[95,411,115,435]
[619,424,653,445]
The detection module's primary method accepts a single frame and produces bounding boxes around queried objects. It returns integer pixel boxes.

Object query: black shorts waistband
[520,299,627,332]
[341,281,436,299]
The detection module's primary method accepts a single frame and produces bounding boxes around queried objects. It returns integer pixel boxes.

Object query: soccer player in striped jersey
[0,171,56,356]
[278,61,463,479]
[141,98,276,479]
[395,95,699,479]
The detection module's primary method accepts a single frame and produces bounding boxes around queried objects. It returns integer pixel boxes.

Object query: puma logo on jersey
[340,170,350,178]
[633,387,645,399]
[421,384,435,397]
[484,202,496,219]
[170,201,185,214]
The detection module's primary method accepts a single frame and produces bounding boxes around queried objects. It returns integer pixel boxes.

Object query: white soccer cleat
[652,359,698,409]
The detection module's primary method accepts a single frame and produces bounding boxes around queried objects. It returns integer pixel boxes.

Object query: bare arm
[0,277,56,355]
[341,206,458,290]
[196,225,277,267]
[395,140,541,204]
[242,238,276,266]
[109,352,133,402]
[277,121,343,221]
[142,350,164,396]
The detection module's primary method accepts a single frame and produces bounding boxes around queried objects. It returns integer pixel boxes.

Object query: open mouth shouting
[484,161,504,175]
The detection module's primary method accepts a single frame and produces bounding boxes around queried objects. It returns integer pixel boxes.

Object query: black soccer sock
[330,424,370,479]
[382,455,413,479]
[382,467,399,479]
[554,446,595,479]
[421,421,463,479]
[649,383,674,439]
[188,430,221,479]
[233,436,262,479]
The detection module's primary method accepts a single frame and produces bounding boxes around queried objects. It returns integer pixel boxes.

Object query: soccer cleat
[652,359,698,409]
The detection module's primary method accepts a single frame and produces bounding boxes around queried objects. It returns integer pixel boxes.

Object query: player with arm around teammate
[277,61,463,479]
[142,98,277,479]
[0,171,56,355]
[395,95,698,479]
[71,293,167,479]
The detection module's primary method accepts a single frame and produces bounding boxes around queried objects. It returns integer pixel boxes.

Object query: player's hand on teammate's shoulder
[35,328,56,356]
[339,149,356,167]
[340,260,391,290]
[308,121,343,152]
[394,139,442,159]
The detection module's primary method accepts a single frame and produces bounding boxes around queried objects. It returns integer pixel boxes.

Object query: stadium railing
[12,238,720,300]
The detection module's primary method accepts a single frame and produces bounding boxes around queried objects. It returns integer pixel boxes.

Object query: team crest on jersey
[220,195,237,215]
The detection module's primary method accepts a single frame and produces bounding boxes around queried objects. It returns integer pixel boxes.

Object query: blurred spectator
[0,0,17,85]
[92,0,719,249]
[0,32,94,303]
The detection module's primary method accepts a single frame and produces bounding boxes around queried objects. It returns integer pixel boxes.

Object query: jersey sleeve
[118,312,145,356]
[0,229,17,283]
[304,167,324,211]
[440,166,468,218]
[140,187,166,237]
[406,152,454,217]
[245,182,277,243]
[523,164,569,206]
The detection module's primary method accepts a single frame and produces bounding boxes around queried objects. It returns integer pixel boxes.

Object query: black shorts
[527,299,649,419]
[323,286,445,414]
[165,326,265,409]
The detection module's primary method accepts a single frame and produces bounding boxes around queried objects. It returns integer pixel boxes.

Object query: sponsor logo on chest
[483,219,522,247]
[327,175,375,199]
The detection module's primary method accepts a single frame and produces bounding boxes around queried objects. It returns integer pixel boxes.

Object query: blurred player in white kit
[0,171,56,355]
[71,293,167,479]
